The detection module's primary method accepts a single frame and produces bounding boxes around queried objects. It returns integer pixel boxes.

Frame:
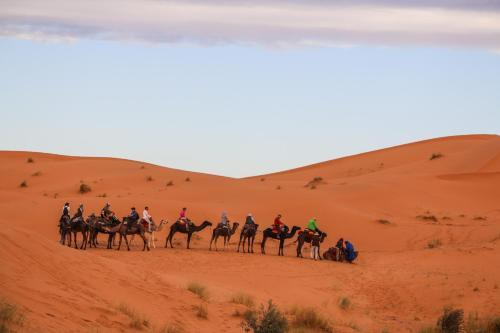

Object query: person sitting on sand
[273,214,284,238]
[143,206,153,232]
[345,240,358,263]
[335,238,345,261]
[127,207,140,230]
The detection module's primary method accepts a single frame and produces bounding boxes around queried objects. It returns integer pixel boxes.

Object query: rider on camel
[59,202,70,225]
[143,206,153,232]
[71,204,84,223]
[274,214,285,238]
[244,213,255,230]
[219,212,230,229]
[127,207,140,230]
[178,207,189,231]
[306,218,322,235]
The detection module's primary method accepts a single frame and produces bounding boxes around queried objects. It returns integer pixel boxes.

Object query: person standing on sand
[143,206,153,232]
[311,232,320,260]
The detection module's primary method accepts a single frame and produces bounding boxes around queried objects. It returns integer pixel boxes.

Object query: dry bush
[31,171,42,177]
[430,153,444,160]
[465,312,500,333]
[338,297,351,310]
[166,181,174,187]
[421,308,500,333]
[417,215,439,223]
[260,178,265,182]
[146,175,153,181]
[26,157,34,163]
[427,239,442,249]
[185,177,191,182]
[276,185,282,190]
[194,304,208,319]
[473,216,487,221]
[230,292,255,308]
[115,303,149,330]
[288,306,333,333]
[187,282,209,301]
[79,183,91,194]
[305,177,326,189]
[159,324,184,333]
[97,193,107,198]
[19,181,27,188]
[377,219,391,225]
[140,165,145,169]
[243,300,288,333]
[0,299,25,333]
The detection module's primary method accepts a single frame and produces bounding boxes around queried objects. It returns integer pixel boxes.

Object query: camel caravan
[58,203,358,263]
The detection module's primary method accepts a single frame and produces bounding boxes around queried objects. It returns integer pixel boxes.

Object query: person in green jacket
[307,218,323,235]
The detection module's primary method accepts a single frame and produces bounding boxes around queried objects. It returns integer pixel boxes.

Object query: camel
[66,217,89,250]
[237,224,259,253]
[261,225,301,256]
[165,220,212,249]
[322,247,344,262]
[130,219,168,248]
[209,222,239,251]
[59,215,71,245]
[87,214,120,249]
[296,231,327,258]
[108,217,150,251]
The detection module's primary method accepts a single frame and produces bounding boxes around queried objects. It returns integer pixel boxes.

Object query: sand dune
[1,134,499,332]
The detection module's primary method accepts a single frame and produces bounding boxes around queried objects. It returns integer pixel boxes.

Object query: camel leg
[187,233,192,249]
[251,235,255,253]
[237,233,243,252]
[278,239,283,256]
[261,235,267,254]
[151,231,156,249]
[123,234,130,251]
[117,233,123,251]
[140,232,149,251]
[209,230,215,251]
[296,240,303,258]
[130,234,135,247]
[74,232,78,249]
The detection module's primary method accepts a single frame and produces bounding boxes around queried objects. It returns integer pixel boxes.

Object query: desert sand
[0,134,499,332]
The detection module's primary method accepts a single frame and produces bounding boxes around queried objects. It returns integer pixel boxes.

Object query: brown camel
[87,214,120,249]
[209,222,239,251]
[165,220,212,249]
[109,217,150,251]
[237,224,259,253]
[67,217,89,250]
[130,219,168,248]
[296,231,327,258]
[261,225,301,256]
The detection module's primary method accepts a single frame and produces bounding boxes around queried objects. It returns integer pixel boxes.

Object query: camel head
[320,232,328,243]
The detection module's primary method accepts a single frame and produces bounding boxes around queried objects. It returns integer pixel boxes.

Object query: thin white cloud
[1,0,500,50]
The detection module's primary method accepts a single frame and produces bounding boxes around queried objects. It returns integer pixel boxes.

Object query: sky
[1,0,499,177]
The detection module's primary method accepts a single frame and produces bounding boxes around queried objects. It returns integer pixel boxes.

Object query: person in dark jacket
[127,207,140,230]
[72,204,84,222]
[244,213,255,231]
[345,240,358,263]
[335,238,345,261]
[101,203,111,219]
[59,202,70,224]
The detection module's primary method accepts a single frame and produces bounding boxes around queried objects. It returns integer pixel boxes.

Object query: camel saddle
[140,219,149,228]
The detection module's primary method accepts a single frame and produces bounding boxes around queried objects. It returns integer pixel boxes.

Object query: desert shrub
[166,181,174,187]
[338,297,351,310]
[243,300,288,333]
[438,308,464,333]
[418,327,441,333]
[417,215,438,222]
[31,171,42,177]
[27,157,34,163]
[145,175,153,181]
[430,153,444,160]
[140,165,145,169]
[116,303,149,330]
[185,177,191,182]
[187,282,209,301]
[305,177,326,189]
[289,306,333,333]
[377,219,391,225]
[230,292,255,308]
[260,178,265,182]
[276,185,282,190]
[97,193,107,198]
[0,300,25,332]
[465,313,500,333]
[159,324,184,333]
[194,304,208,319]
[19,181,27,188]
[79,183,91,194]
[473,216,487,221]
[427,239,442,249]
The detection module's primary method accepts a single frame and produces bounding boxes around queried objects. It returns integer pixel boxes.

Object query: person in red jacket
[273,214,284,238]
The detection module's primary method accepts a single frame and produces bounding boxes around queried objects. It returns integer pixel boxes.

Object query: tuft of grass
[27,157,34,163]
[338,297,351,310]
[187,282,209,301]
[230,292,255,308]
[377,219,391,225]
[194,304,208,319]
[276,185,282,190]
[243,300,288,333]
[260,178,265,182]
[465,312,500,333]
[473,216,487,221]
[305,177,326,189]
[0,300,25,332]
[158,324,184,333]
[79,183,91,194]
[418,327,440,333]
[97,193,107,198]
[185,177,191,182]
[115,303,149,330]
[31,171,42,177]
[430,153,444,160]
[19,181,28,188]
[289,306,333,333]
[427,239,442,249]
[146,175,153,181]
[166,180,174,187]
[473,287,480,292]
[140,165,145,169]
[417,215,439,223]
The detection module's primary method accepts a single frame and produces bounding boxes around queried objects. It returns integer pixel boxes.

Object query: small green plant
[187,282,209,301]
[338,297,351,310]
[230,292,255,308]
[19,180,28,188]
[194,304,208,319]
[27,157,34,163]
[430,153,443,160]
[243,300,288,333]
[166,180,174,187]
[79,183,91,194]
[31,171,42,177]
[289,306,333,333]
[427,239,442,249]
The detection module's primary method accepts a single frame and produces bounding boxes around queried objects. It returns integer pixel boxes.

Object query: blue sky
[1,1,500,177]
